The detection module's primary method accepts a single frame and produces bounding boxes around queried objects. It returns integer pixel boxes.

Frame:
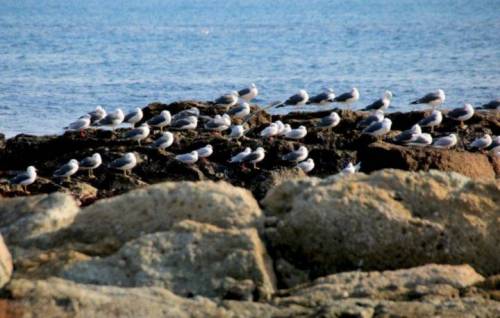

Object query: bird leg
[431,126,435,133]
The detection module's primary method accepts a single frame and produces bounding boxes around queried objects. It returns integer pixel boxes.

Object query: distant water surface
[0,0,499,136]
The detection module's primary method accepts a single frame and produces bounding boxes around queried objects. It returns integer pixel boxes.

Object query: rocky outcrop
[62,220,275,300]
[0,235,13,288]
[0,193,79,247]
[263,169,500,281]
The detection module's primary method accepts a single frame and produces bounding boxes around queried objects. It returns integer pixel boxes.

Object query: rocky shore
[0,101,499,317]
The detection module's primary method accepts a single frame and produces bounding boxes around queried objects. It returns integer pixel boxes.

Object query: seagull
[285,125,307,140]
[282,146,309,162]
[407,133,433,147]
[357,110,384,129]
[342,162,361,175]
[468,134,492,151]
[88,106,107,125]
[260,123,280,139]
[241,147,265,169]
[205,114,231,132]
[480,99,499,110]
[171,115,198,130]
[79,153,102,177]
[196,144,213,159]
[410,89,445,109]
[296,158,315,173]
[9,166,37,191]
[124,108,144,127]
[307,88,335,105]
[228,124,246,139]
[333,87,360,109]
[110,152,137,175]
[151,132,174,150]
[418,110,443,133]
[125,123,150,145]
[490,136,500,149]
[394,124,422,144]
[227,102,251,118]
[175,151,199,164]
[229,147,252,163]
[362,90,393,111]
[362,118,392,139]
[65,114,91,132]
[99,108,125,131]
[432,134,458,149]
[147,110,171,132]
[173,107,200,120]
[237,83,258,102]
[275,90,309,108]
[215,91,239,108]
[53,159,79,181]
[447,103,474,128]
[274,121,285,134]
[279,124,292,136]
[317,112,341,132]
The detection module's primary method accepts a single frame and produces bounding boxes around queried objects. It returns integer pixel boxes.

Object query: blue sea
[0,0,499,137]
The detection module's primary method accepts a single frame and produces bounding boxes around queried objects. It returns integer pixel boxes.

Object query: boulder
[263,169,500,280]
[358,142,497,179]
[62,220,276,300]
[0,234,13,288]
[0,193,79,247]
[61,181,262,249]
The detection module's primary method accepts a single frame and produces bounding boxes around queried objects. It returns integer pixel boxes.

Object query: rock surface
[263,169,500,280]
[0,235,13,288]
[62,220,275,300]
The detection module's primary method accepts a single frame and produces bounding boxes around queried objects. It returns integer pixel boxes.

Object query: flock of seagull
[6,83,500,191]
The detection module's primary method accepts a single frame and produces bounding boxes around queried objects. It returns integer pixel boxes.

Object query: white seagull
[147,110,171,132]
[296,158,315,173]
[237,83,258,102]
[66,114,91,132]
[447,103,475,127]
[171,115,198,130]
[407,133,433,147]
[229,147,252,163]
[124,108,144,126]
[88,105,107,125]
[394,124,422,144]
[282,146,309,162]
[241,147,265,168]
[342,162,362,175]
[362,118,392,138]
[9,166,37,191]
[228,124,246,139]
[196,144,213,159]
[110,152,138,175]
[285,125,307,140]
[276,90,309,108]
[175,151,199,164]
[469,134,492,151]
[307,88,335,105]
[362,90,393,111]
[410,89,445,109]
[418,110,443,132]
[125,123,150,145]
[215,91,239,108]
[317,112,341,131]
[432,134,458,149]
[260,123,280,139]
[333,87,360,109]
[151,132,174,150]
[99,108,125,131]
[205,114,231,132]
[53,159,79,181]
[481,99,500,110]
[227,102,251,118]
[79,153,102,177]
[173,107,200,121]
[357,110,384,129]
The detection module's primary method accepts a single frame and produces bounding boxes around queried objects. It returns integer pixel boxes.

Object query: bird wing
[10,172,30,184]
[147,115,165,125]
[215,95,233,104]
[54,163,74,177]
[363,98,384,110]
[285,94,304,105]
[308,92,329,104]
[415,92,439,104]
[333,92,352,102]
[227,105,244,116]
[124,111,138,122]
[363,122,383,134]
[237,88,251,96]
[447,108,468,119]
[110,157,131,169]
[79,157,96,168]
[172,118,192,128]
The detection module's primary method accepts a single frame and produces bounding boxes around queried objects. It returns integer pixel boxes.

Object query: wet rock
[0,234,13,288]
[59,180,262,250]
[0,193,79,247]
[358,142,497,179]
[263,169,500,279]
[62,220,276,300]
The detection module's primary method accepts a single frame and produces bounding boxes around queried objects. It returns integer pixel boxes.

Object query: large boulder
[358,142,497,179]
[62,220,276,300]
[0,193,79,247]
[0,234,13,288]
[61,180,262,249]
[263,169,500,280]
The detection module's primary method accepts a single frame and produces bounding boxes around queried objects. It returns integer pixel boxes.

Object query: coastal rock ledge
[0,169,499,317]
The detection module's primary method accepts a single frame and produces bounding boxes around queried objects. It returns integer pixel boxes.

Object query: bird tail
[410,100,419,105]
[354,162,362,172]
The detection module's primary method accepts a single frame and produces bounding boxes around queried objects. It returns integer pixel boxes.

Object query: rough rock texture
[359,142,497,179]
[59,180,262,249]
[263,169,500,280]
[0,193,79,247]
[62,220,275,300]
[0,234,13,288]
